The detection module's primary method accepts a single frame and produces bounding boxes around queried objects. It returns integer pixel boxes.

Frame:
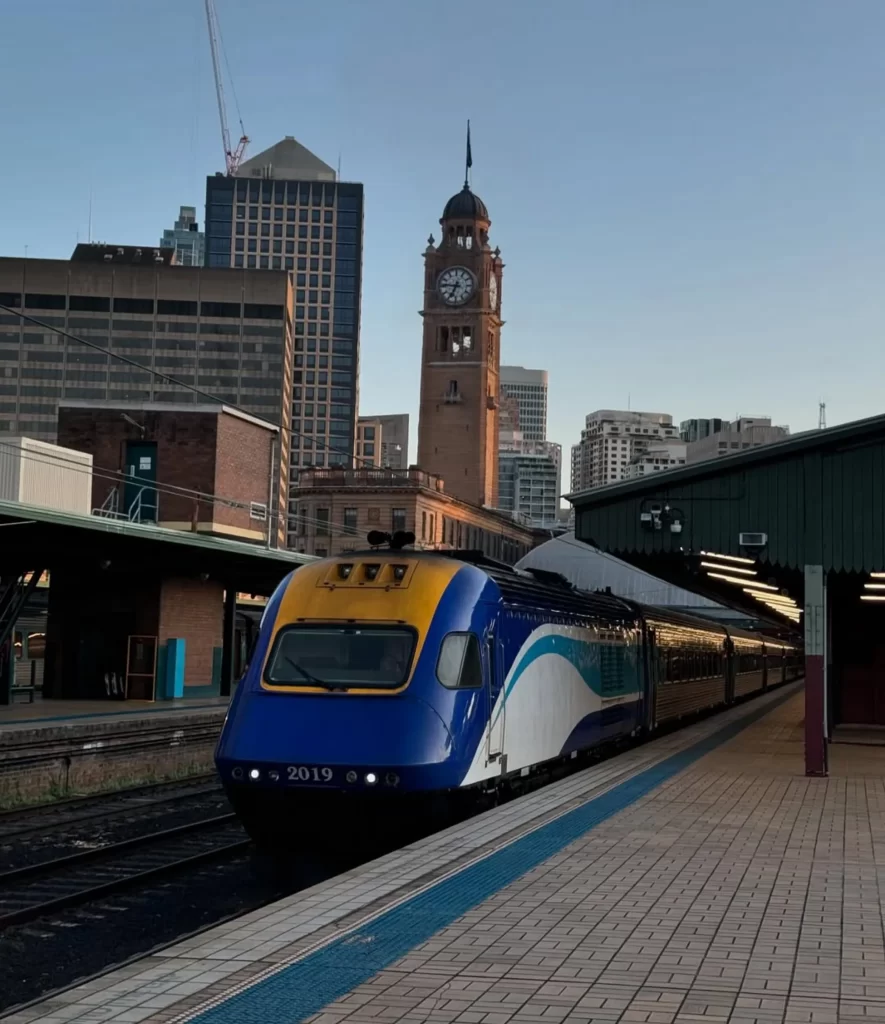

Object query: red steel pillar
[804,564,828,776]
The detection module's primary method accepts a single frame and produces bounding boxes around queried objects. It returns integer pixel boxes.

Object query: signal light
[338,564,353,579]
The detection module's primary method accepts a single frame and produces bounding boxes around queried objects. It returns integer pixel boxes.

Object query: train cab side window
[436,633,483,689]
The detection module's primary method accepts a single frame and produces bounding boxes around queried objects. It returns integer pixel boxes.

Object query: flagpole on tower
[465,120,473,188]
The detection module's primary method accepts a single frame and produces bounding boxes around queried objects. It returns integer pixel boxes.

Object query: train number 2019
[287,766,334,782]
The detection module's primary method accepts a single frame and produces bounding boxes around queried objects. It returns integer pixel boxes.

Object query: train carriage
[216,548,799,846]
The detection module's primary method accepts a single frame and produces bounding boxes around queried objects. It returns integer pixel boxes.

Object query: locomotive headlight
[346,770,358,784]
[385,772,399,787]
[268,769,280,782]
[365,772,378,785]
[392,564,407,581]
[249,768,261,781]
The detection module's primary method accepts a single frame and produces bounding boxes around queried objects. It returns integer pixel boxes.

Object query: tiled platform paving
[9,684,885,1024]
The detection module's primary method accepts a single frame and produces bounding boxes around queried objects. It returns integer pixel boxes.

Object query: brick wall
[57,407,217,522]
[214,410,275,538]
[157,578,224,690]
[57,404,277,541]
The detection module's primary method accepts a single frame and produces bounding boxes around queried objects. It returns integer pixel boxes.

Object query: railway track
[0,814,249,928]
[0,774,222,840]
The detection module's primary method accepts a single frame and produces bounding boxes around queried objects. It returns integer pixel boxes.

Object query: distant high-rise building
[680,417,725,443]
[500,366,548,442]
[626,441,687,478]
[570,443,582,494]
[685,417,789,464]
[570,410,677,492]
[496,367,558,524]
[498,441,562,528]
[356,414,409,470]
[203,136,364,485]
[160,206,205,266]
[498,393,522,448]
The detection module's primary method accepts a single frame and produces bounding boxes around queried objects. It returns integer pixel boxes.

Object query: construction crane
[204,0,249,176]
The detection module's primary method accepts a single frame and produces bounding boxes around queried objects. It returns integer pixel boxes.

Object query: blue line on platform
[191,686,798,1024]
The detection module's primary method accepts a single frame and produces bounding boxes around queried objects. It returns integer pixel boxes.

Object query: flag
[466,121,473,171]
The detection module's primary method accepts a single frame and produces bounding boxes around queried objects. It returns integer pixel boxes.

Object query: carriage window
[436,633,482,689]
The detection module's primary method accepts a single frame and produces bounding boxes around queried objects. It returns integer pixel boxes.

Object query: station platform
[0,697,229,807]
[9,680,885,1024]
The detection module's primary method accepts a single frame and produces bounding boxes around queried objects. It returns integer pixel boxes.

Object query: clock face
[489,274,498,311]
[437,266,475,306]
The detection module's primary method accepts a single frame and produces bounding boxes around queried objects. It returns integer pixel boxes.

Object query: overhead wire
[0,303,407,479]
[0,303,534,547]
[0,439,370,545]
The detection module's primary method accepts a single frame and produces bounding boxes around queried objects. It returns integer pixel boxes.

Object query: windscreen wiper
[283,655,349,691]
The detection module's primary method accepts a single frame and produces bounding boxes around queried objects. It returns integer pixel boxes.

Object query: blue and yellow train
[216,547,801,845]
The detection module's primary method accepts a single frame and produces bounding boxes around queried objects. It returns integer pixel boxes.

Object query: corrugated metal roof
[569,413,885,574]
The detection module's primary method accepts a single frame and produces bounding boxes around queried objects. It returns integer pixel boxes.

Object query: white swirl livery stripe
[461,623,642,786]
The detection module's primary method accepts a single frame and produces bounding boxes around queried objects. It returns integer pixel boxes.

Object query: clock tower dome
[417,147,503,509]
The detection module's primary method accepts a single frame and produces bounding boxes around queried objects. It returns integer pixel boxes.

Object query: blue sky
[4,0,885,464]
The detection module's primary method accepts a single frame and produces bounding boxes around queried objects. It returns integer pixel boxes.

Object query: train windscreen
[264,626,416,690]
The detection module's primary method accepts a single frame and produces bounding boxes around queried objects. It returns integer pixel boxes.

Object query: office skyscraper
[203,137,363,479]
[160,206,205,266]
[500,366,548,442]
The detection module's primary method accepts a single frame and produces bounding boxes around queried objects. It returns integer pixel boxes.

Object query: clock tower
[417,171,503,509]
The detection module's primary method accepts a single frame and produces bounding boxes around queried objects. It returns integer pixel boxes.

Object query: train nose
[216,692,453,769]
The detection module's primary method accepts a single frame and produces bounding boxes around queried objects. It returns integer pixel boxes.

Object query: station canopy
[0,497,313,595]
[567,413,885,633]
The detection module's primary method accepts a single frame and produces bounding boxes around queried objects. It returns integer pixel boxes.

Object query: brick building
[57,400,279,545]
[290,467,536,564]
[0,252,294,541]
[45,569,225,700]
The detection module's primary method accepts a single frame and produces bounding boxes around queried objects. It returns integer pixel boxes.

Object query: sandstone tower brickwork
[417,180,503,508]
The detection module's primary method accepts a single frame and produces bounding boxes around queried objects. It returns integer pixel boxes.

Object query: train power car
[215,548,800,846]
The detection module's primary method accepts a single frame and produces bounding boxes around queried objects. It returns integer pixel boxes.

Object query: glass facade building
[498,443,561,528]
[203,161,363,484]
[160,206,205,266]
[500,366,548,442]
